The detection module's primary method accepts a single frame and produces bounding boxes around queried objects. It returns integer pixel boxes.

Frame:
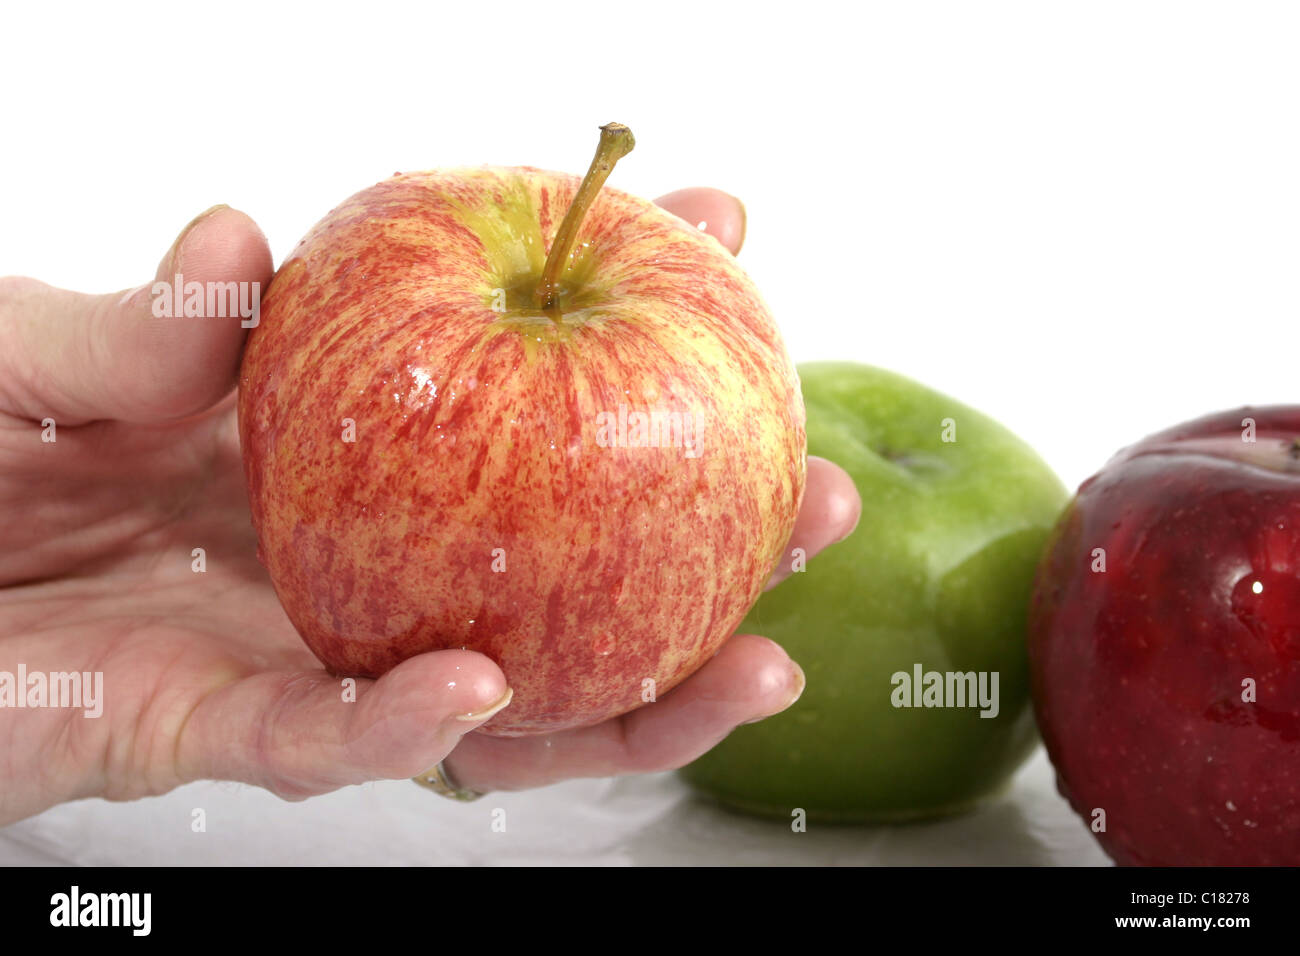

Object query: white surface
[2,2,1297,864]
[0,749,1108,866]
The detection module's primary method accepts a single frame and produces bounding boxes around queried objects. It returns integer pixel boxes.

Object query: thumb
[0,205,273,424]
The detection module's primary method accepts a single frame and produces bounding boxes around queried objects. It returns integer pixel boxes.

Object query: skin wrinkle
[166,667,247,792]
[126,641,228,800]
[345,693,445,782]
[44,707,88,805]
[80,622,154,801]
[0,282,104,425]
[0,624,118,815]
[0,589,107,634]
[0,731,16,821]
[249,671,339,796]
[0,427,216,589]
[141,430,229,542]
[0,582,163,634]
[0,278,49,421]
[248,674,302,794]
[0,510,171,589]
[12,453,237,686]
[83,294,119,419]
[344,695,400,780]
[338,687,427,783]
[0,590,242,806]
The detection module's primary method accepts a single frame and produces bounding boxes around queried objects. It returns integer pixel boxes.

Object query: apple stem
[535,123,635,313]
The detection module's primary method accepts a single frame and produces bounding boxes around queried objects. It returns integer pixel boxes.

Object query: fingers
[765,455,862,590]
[442,633,803,792]
[173,650,510,798]
[654,188,747,255]
[0,205,273,424]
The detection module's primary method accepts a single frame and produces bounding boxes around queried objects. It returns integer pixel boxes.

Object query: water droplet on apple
[1231,568,1300,656]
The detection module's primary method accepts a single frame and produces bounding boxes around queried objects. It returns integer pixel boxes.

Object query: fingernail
[741,661,805,724]
[729,192,746,250]
[786,660,806,705]
[164,204,231,273]
[455,686,513,722]
[182,203,232,235]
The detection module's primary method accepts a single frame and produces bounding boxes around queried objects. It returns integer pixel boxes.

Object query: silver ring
[412,760,486,802]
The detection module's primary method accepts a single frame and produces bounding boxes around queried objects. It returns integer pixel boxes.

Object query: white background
[0,1,1295,865]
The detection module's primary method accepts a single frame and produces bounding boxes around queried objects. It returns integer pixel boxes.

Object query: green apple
[680,362,1067,821]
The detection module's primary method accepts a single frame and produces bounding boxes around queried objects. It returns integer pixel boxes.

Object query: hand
[0,192,860,824]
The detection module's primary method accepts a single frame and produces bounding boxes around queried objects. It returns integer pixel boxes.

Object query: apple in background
[238,125,806,736]
[681,362,1067,820]
[1029,407,1300,865]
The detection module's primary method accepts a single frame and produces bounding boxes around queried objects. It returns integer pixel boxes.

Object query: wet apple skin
[238,167,806,736]
[1030,407,1300,865]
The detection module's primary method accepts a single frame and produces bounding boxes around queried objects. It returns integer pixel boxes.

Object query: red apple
[1029,406,1300,865]
[238,125,806,736]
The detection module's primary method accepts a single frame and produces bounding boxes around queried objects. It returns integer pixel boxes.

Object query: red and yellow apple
[238,126,806,736]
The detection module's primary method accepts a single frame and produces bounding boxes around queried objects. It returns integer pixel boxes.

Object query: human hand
[0,191,859,824]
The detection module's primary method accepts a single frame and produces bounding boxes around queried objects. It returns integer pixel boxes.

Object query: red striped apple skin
[238,167,806,736]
